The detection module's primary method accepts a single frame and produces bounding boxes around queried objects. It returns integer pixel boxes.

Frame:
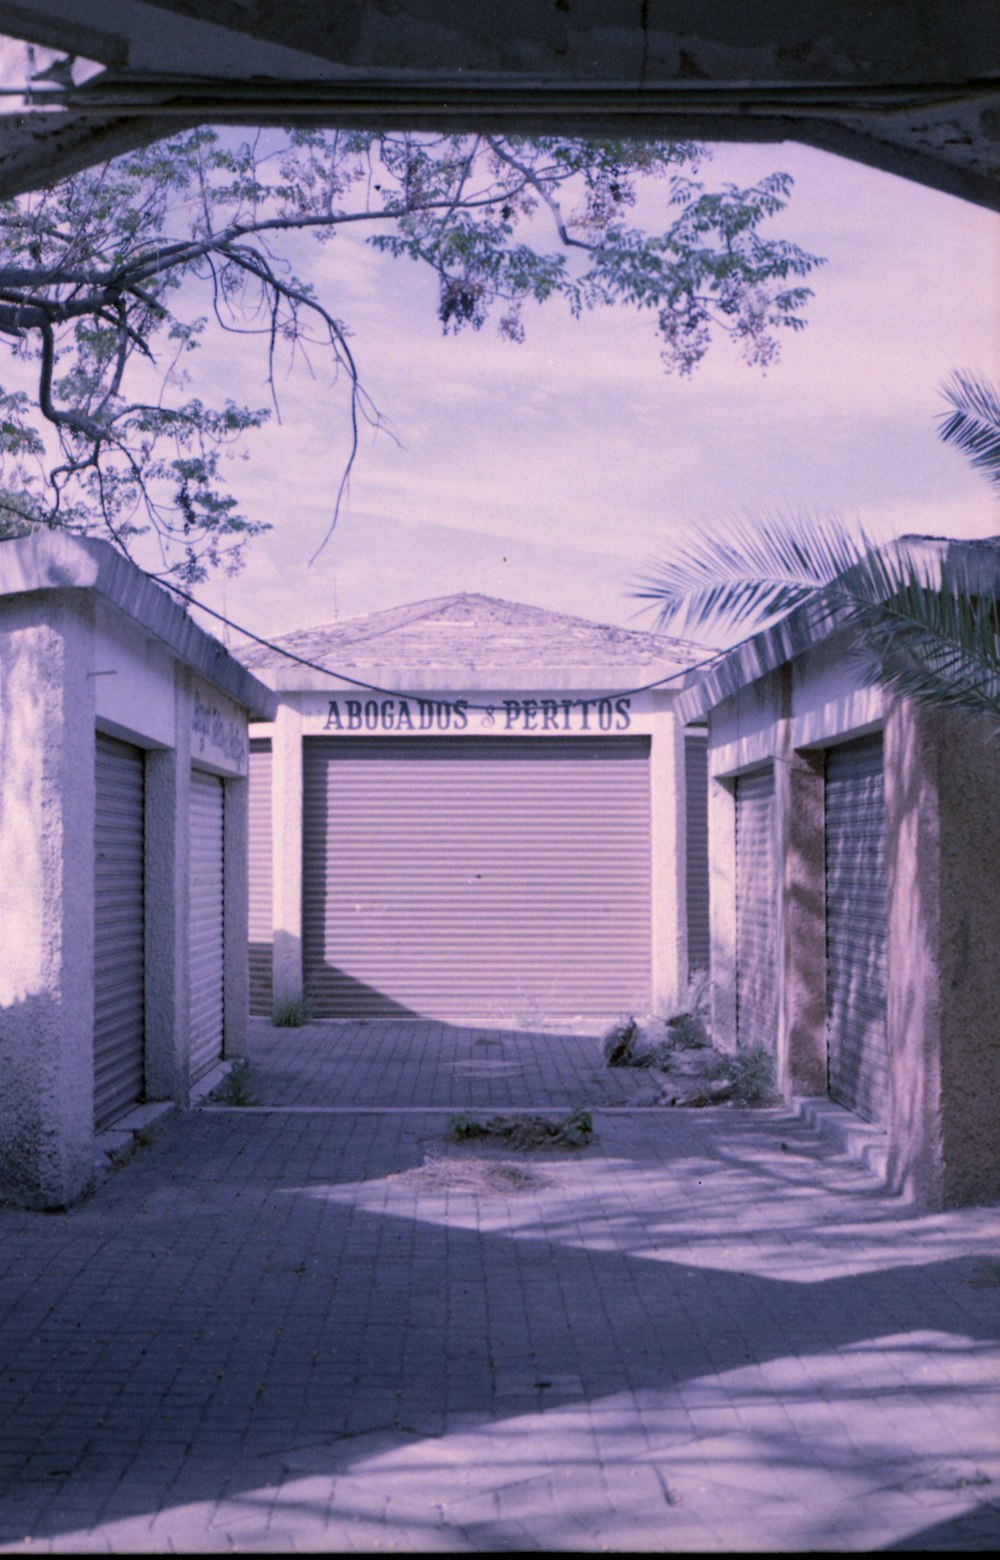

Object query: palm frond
[842,558,1000,719]
[633,510,878,634]
[937,369,1000,490]
[638,510,1000,723]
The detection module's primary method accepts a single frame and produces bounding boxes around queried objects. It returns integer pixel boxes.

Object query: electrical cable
[159,576,727,713]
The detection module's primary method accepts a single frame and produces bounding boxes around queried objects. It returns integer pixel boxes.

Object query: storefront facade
[241,594,707,1028]
[0,534,274,1208]
[680,538,1000,1208]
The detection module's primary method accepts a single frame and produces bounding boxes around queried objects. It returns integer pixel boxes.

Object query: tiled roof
[237,593,707,679]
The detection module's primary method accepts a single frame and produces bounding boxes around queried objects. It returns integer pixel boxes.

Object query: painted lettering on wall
[192,691,246,767]
[323,696,632,734]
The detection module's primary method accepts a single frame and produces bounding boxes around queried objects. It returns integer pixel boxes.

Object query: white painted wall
[0,544,271,1208]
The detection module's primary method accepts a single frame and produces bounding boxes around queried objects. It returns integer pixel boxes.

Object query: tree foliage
[0,129,822,580]
[636,371,1000,721]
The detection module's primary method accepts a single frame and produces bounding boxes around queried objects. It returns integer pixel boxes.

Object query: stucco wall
[705,632,1000,1210]
[1,543,272,1208]
[0,592,96,1207]
[933,710,1000,1206]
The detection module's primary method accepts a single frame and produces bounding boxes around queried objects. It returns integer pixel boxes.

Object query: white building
[239,594,709,1028]
[678,537,1000,1209]
[0,534,275,1208]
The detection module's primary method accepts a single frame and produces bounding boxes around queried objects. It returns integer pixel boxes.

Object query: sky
[184,135,1000,650]
[6,111,1000,647]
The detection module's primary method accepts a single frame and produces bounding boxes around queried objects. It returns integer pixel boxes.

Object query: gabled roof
[237,592,707,694]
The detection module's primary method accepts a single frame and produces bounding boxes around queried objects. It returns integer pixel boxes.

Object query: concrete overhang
[253,663,691,698]
[0,2,997,210]
[0,532,277,720]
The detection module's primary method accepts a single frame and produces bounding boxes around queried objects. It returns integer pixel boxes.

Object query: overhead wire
[159,576,728,713]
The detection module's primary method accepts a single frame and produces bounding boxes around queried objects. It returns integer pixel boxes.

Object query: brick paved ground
[245,1016,666,1109]
[0,1021,998,1552]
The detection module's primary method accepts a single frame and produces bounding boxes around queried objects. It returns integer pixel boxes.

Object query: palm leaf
[937,369,1000,490]
[634,510,880,635]
[637,513,1000,722]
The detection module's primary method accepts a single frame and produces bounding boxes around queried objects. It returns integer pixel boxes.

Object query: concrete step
[793,1094,889,1181]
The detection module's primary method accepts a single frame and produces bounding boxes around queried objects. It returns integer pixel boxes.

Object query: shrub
[559,1107,593,1146]
[273,998,310,1028]
[602,1015,639,1067]
[718,1045,781,1107]
[663,970,712,1049]
[211,1059,258,1107]
[448,1110,594,1150]
[449,1113,488,1141]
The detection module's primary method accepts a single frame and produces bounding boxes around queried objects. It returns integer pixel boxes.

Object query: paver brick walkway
[244,1016,665,1109]
[1,1020,998,1552]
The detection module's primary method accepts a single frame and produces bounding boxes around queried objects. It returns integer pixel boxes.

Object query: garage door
[825,733,889,1123]
[248,739,273,1015]
[735,767,778,1051]
[189,769,225,1081]
[303,735,652,1022]
[94,733,145,1129]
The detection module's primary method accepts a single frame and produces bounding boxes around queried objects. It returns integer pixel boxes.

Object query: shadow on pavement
[1,1103,998,1550]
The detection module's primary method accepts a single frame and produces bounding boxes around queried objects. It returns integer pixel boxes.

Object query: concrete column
[271,700,303,1010]
[883,698,943,1205]
[886,698,1000,1207]
[0,594,95,1207]
[708,767,738,1053]
[145,670,194,1103]
[935,707,1000,1206]
[144,742,186,1102]
[776,735,827,1098]
[222,774,249,1056]
[650,710,686,1013]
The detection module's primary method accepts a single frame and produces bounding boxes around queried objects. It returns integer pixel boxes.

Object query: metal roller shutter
[303,735,652,1022]
[825,733,889,1123]
[684,730,710,975]
[189,769,225,1081]
[248,739,273,1015]
[735,767,778,1051]
[94,733,145,1129]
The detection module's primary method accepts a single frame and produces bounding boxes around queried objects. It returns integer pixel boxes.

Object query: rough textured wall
[779,744,827,1097]
[884,699,944,1207]
[0,593,95,1207]
[936,710,1000,1207]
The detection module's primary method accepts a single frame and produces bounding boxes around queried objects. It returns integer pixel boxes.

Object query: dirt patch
[395,1155,551,1194]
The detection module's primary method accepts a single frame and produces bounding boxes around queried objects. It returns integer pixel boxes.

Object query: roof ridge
[261,591,693,649]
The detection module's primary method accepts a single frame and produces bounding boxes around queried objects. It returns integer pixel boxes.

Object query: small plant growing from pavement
[211,1059,258,1107]
[272,998,310,1028]
[602,1015,639,1067]
[712,1045,781,1107]
[450,1113,488,1141]
[558,1108,593,1146]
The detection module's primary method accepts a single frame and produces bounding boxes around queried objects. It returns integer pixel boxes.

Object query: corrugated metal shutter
[735,767,778,1051]
[685,729,710,974]
[248,739,273,1015]
[189,769,225,1081]
[302,735,652,1022]
[93,733,145,1129]
[825,733,889,1123]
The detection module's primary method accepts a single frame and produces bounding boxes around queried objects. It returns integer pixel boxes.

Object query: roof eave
[0,533,277,720]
